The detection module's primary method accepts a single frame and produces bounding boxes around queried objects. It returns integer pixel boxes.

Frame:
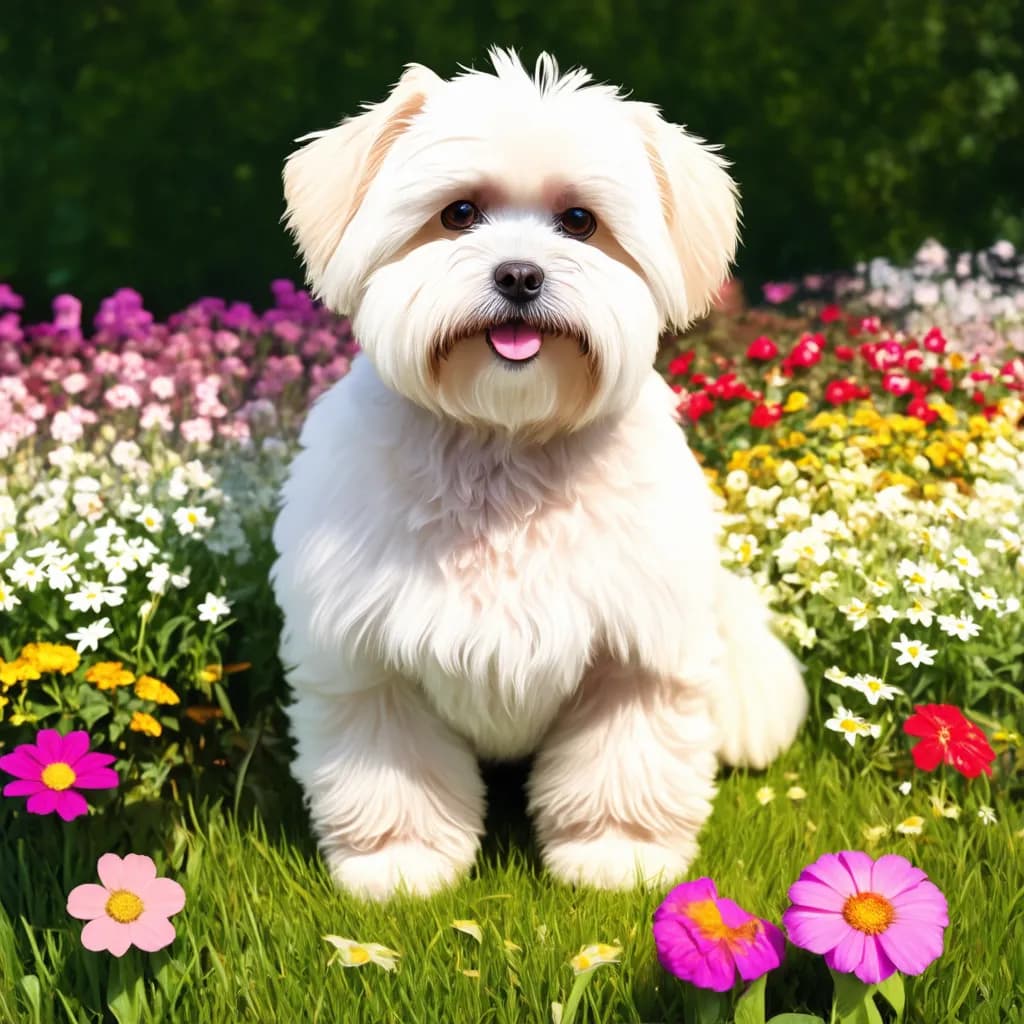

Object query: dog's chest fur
[279,365,711,760]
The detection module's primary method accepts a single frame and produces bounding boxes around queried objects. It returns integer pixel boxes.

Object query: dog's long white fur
[272,48,808,899]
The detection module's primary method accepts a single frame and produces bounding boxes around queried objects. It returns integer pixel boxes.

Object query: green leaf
[735,974,768,1024]
[831,969,883,1024]
[766,1016,826,1024]
[693,987,730,1024]
[876,973,906,1021]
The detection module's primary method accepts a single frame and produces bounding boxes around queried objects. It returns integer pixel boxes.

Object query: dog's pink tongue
[489,323,542,361]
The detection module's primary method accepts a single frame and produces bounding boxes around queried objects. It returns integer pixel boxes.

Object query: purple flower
[0,284,25,310]
[782,851,948,984]
[0,729,119,821]
[653,878,785,992]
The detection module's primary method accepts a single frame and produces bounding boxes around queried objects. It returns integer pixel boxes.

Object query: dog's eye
[441,200,482,231]
[555,207,597,240]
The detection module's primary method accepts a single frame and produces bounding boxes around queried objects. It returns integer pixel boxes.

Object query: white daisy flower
[725,532,760,567]
[948,545,982,578]
[850,675,903,705]
[937,613,981,641]
[825,707,881,746]
[897,558,936,594]
[173,505,215,536]
[137,505,165,533]
[197,592,231,624]
[877,604,900,623]
[905,598,936,627]
[896,815,925,835]
[838,598,873,631]
[892,633,937,668]
[997,596,1021,619]
[977,806,997,826]
[66,617,115,653]
[45,555,80,592]
[570,943,622,975]
[66,581,117,614]
[0,575,21,612]
[809,570,839,596]
[897,781,912,796]
[969,586,1001,612]
[323,935,400,972]
[7,557,45,592]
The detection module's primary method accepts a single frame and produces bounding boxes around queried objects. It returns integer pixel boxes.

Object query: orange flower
[129,711,162,737]
[133,675,180,705]
[85,662,135,691]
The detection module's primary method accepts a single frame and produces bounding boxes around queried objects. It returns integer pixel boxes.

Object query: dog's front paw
[324,840,476,901]
[542,831,697,890]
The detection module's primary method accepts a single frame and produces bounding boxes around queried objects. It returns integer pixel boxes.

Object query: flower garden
[1,241,1023,1022]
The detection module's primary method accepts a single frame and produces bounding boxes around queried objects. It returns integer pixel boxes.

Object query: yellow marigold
[134,675,180,705]
[84,661,135,691]
[796,451,822,471]
[129,711,162,737]
[784,391,809,413]
[728,450,753,472]
[947,352,966,370]
[877,471,919,492]
[777,430,808,450]
[931,401,958,426]
[886,414,926,437]
[851,407,884,429]
[0,657,41,688]
[924,441,949,468]
[20,642,80,675]
[968,414,994,438]
[807,411,847,435]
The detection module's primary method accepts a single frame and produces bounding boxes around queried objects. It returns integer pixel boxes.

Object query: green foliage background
[2,0,1022,317]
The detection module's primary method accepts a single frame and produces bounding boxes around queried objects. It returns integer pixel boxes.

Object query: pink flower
[653,878,785,991]
[67,853,186,956]
[782,851,947,984]
[180,417,213,443]
[104,383,142,409]
[0,729,118,821]
[763,282,798,304]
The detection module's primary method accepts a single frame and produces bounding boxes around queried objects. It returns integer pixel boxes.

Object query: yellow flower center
[105,889,144,924]
[347,946,371,965]
[866,681,881,692]
[840,719,860,732]
[684,899,760,948]
[842,892,895,935]
[41,762,76,791]
[908,646,920,657]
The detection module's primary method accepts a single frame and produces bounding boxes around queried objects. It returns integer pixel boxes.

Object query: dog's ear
[283,64,442,297]
[631,103,740,330]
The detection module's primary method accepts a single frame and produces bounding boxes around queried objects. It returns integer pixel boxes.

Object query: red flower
[824,379,859,405]
[883,372,913,397]
[783,334,824,372]
[667,351,695,377]
[930,367,954,393]
[907,396,939,424]
[923,327,947,353]
[749,401,783,428]
[820,304,842,324]
[903,704,996,778]
[684,392,716,422]
[747,336,778,361]
[834,344,856,362]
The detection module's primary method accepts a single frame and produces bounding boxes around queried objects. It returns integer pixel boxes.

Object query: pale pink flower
[180,417,213,444]
[150,376,176,400]
[140,403,173,431]
[62,372,89,396]
[104,384,142,410]
[67,853,186,957]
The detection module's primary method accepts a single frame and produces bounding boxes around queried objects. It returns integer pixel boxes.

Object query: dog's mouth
[485,322,543,364]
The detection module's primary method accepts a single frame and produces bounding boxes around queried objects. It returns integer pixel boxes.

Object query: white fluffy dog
[271,48,807,901]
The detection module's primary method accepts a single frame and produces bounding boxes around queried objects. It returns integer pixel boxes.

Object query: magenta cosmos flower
[653,878,786,991]
[67,853,186,956]
[782,851,948,984]
[0,729,118,821]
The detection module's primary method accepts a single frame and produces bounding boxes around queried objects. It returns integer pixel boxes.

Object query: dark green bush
[1,0,1022,317]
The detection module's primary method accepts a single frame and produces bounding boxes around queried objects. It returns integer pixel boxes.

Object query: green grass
[2,738,1022,1024]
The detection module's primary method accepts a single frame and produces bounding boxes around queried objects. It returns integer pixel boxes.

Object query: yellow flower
[795,452,822,472]
[896,815,924,836]
[570,943,622,974]
[85,661,135,691]
[862,824,890,845]
[20,642,80,675]
[129,711,162,737]
[134,675,180,705]
[784,391,809,413]
[755,786,775,805]
[786,786,807,801]
[948,352,966,370]
[0,657,41,688]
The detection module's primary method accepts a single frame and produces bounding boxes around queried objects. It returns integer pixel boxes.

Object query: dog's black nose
[493,261,544,302]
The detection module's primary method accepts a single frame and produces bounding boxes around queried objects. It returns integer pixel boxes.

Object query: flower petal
[35,729,65,761]
[3,778,46,797]
[138,877,186,917]
[787,879,847,913]
[890,884,949,925]
[67,884,112,921]
[54,790,90,821]
[59,731,91,765]
[128,911,177,953]
[796,853,859,899]
[878,920,946,976]
[910,740,943,772]
[659,877,719,910]
[119,854,158,890]
[0,749,44,780]
[26,789,61,816]
[734,921,786,980]
[82,917,132,957]
[71,752,116,775]
[782,907,847,954]
[870,854,927,899]
[74,767,120,790]
[825,927,866,976]
[837,851,874,892]
[97,853,128,890]
[855,935,898,984]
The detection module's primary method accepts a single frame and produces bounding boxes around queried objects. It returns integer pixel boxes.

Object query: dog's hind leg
[708,569,808,769]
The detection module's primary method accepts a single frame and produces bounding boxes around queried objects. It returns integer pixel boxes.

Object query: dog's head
[284,48,738,440]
